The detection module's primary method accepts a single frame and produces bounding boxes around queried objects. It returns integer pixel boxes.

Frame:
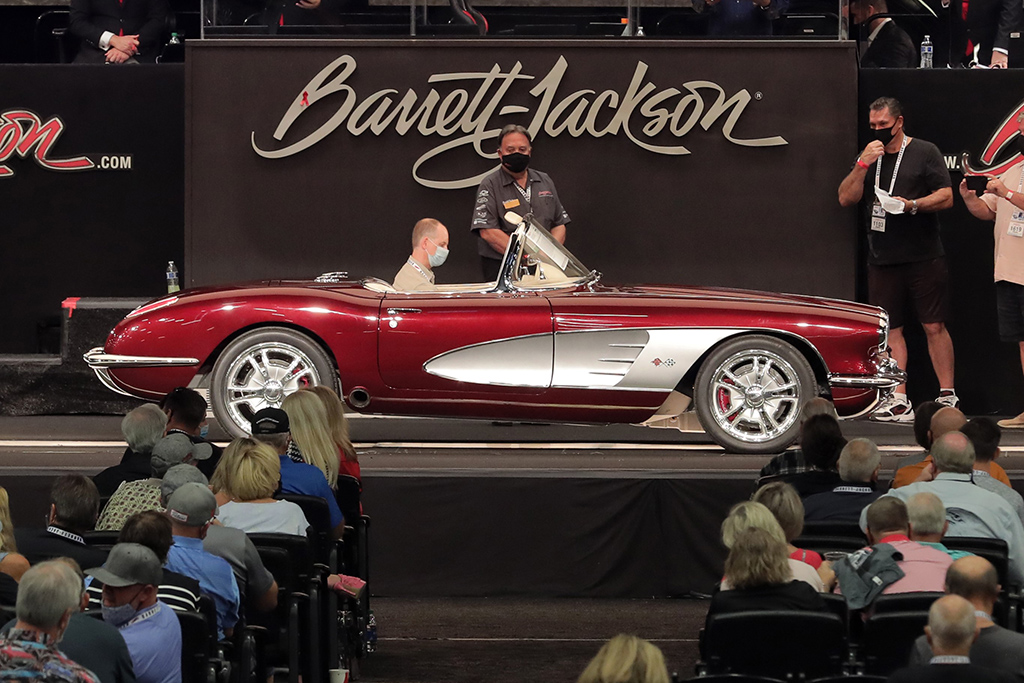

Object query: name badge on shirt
[503,198,521,209]
[1010,222,1024,238]
[871,201,886,232]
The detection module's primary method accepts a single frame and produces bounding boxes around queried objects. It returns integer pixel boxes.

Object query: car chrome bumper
[83,347,201,397]
[828,354,906,390]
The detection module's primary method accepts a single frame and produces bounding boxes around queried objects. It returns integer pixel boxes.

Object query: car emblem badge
[651,358,675,367]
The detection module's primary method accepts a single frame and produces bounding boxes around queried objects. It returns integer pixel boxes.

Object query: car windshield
[511,216,591,288]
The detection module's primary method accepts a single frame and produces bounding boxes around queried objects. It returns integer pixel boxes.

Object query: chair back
[703,611,846,679]
[177,610,214,683]
[795,521,867,554]
[276,493,333,562]
[82,530,121,550]
[861,611,929,675]
[334,476,361,530]
[870,592,943,614]
[942,536,1010,586]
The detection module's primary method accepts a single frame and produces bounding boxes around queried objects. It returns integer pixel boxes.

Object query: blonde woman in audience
[577,634,670,683]
[0,487,29,581]
[753,481,823,569]
[213,438,310,536]
[282,390,339,488]
[721,501,827,591]
[307,386,361,482]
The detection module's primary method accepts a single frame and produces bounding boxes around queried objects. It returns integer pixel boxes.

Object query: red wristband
[856,159,870,170]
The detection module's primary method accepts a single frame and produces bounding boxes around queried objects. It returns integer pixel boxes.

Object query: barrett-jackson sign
[0,110,133,177]
[188,41,858,299]
[251,55,789,189]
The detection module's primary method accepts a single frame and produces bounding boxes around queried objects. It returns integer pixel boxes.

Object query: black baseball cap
[251,408,289,435]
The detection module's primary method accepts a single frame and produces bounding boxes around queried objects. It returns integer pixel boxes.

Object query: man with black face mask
[471,124,571,281]
[960,112,1024,429]
[838,97,955,423]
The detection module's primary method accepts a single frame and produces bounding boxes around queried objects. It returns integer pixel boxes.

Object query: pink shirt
[982,163,1024,286]
[877,534,952,594]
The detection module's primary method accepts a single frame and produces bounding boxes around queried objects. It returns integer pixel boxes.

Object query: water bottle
[920,35,933,68]
[364,610,377,654]
[166,261,180,293]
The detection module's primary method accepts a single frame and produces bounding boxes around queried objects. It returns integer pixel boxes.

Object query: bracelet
[856,159,870,170]
[1008,191,1015,201]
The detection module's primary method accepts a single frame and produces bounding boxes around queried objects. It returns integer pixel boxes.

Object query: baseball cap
[166,482,218,527]
[160,464,209,504]
[251,408,290,435]
[151,433,213,476]
[86,543,163,587]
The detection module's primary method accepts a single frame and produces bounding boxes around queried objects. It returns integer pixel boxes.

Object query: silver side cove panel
[423,328,743,391]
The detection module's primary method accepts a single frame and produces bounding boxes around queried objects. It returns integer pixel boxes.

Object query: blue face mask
[427,239,449,268]
[102,601,140,628]
[199,423,209,439]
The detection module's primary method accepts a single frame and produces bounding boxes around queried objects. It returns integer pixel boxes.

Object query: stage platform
[4,415,1024,598]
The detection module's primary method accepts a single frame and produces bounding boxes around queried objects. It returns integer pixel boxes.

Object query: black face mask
[501,152,530,174]
[871,125,896,145]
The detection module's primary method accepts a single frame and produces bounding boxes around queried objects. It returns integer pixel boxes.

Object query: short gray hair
[253,432,290,454]
[837,438,881,482]
[122,404,169,455]
[907,492,946,536]
[932,432,975,474]
[16,561,82,629]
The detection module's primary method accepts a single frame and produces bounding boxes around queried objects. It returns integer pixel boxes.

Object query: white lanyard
[833,486,874,494]
[46,526,85,545]
[875,135,909,196]
[406,258,430,280]
[515,182,531,204]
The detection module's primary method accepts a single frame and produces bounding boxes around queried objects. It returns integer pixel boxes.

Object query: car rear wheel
[211,327,337,438]
[694,335,815,454]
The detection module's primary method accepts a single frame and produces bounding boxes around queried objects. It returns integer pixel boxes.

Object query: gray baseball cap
[166,482,218,527]
[160,464,209,505]
[86,543,163,587]
[151,433,213,477]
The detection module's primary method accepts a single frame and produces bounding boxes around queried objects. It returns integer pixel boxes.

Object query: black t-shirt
[93,448,152,498]
[862,138,952,266]
[15,527,109,570]
[706,581,826,626]
[780,469,844,498]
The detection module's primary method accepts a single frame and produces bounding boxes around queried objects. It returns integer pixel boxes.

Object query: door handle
[387,308,422,315]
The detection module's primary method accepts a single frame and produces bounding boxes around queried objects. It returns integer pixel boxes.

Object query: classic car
[86,213,903,454]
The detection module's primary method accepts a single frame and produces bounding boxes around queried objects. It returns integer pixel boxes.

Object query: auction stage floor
[4,415,1024,683]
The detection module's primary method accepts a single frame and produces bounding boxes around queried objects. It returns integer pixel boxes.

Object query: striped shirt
[86,568,201,612]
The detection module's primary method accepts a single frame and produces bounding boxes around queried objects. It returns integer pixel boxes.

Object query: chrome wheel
[708,350,801,443]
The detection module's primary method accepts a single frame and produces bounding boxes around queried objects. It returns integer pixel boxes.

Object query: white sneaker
[872,394,915,423]
[935,392,960,410]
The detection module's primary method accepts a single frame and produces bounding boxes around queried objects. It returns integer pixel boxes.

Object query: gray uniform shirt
[471,167,570,260]
[204,523,275,598]
[911,624,1024,678]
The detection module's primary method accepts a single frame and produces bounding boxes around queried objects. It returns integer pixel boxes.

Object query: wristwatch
[909,200,919,215]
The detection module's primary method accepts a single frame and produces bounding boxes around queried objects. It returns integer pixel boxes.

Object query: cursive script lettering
[0,111,95,178]
[252,55,787,190]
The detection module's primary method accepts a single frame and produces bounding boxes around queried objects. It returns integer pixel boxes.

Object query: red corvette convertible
[86,214,903,453]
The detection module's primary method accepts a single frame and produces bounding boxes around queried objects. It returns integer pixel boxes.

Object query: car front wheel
[694,335,816,454]
[210,327,336,438]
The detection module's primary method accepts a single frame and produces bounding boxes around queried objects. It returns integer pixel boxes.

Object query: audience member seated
[213,438,310,537]
[752,481,822,569]
[576,634,670,683]
[803,438,884,523]
[871,432,1024,585]
[391,218,448,293]
[707,527,827,626]
[720,501,825,591]
[68,0,168,64]
[281,391,340,490]
[908,492,974,561]
[160,387,222,479]
[758,398,837,482]
[911,557,1024,677]
[0,560,99,683]
[93,405,167,499]
[164,484,240,638]
[6,557,137,683]
[16,474,108,570]
[96,433,209,532]
[889,595,1016,683]
[158,466,277,613]
[86,544,182,683]
[249,408,344,537]
[0,488,29,582]
[0,571,15,608]
[913,402,944,451]
[86,510,201,613]
[894,408,1011,488]
[850,0,918,67]
[777,414,846,498]
[961,418,1024,523]
[838,497,951,603]
[308,386,362,483]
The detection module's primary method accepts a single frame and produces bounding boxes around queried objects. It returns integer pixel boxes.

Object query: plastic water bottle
[920,35,933,68]
[166,261,180,293]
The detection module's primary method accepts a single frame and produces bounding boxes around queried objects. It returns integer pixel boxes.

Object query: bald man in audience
[961,418,1024,524]
[868,432,1024,585]
[891,595,1016,683]
[803,438,883,522]
[908,492,973,561]
[392,218,449,292]
[861,497,952,594]
[911,557,1024,677]
[894,407,967,488]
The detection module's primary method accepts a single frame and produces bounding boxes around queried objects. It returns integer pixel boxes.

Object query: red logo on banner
[0,110,96,178]
[963,101,1024,176]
